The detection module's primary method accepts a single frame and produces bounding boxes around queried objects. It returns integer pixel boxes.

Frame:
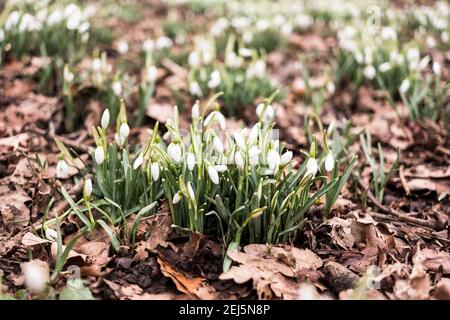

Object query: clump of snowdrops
[187,35,278,115]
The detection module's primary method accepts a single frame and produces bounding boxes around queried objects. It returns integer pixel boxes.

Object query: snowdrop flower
[249,146,260,165]
[95,146,105,165]
[187,183,196,201]
[242,31,253,43]
[325,152,334,172]
[112,81,122,96]
[256,19,270,31]
[91,58,102,72]
[151,162,160,181]
[64,66,74,83]
[281,24,293,37]
[234,151,244,170]
[142,39,154,53]
[186,152,196,171]
[256,103,275,122]
[116,40,129,55]
[215,165,227,172]
[280,151,293,165]
[207,70,221,89]
[441,31,449,43]
[238,48,253,58]
[146,66,157,82]
[326,81,336,95]
[248,60,266,79]
[407,47,420,63]
[208,166,219,185]
[379,62,392,73]
[56,160,69,179]
[267,149,281,170]
[84,178,93,197]
[363,65,376,80]
[156,36,173,50]
[101,109,110,129]
[5,11,20,31]
[432,62,441,76]
[47,9,63,26]
[213,136,224,153]
[188,51,201,67]
[133,155,143,170]
[305,158,318,177]
[426,36,436,49]
[45,228,57,241]
[0,29,4,43]
[189,81,202,96]
[225,51,243,68]
[354,51,364,64]
[248,124,259,145]
[204,111,226,130]
[191,102,200,119]
[381,27,397,40]
[172,192,182,204]
[66,11,82,30]
[399,78,410,94]
[168,143,182,163]
[22,261,49,294]
[233,131,246,150]
[119,123,130,141]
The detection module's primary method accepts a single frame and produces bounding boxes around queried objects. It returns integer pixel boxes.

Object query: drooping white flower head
[432,62,441,76]
[101,109,110,129]
[305,158,318,177]
[155,36,173,50]
[325,152,334,172]
[363,65,376,80]
[133,155,144,170]
[189,81,203,96]
[208,166,219,185]
[248,123,259,145]
[256,103,275,122]
[84,178,93,197]
[56,160,69,179]
[203,111,226,130]
[151,162,160,181]
[215,165,227,172]
[172,192,182,204]
[233,131,246,150]
[112,81,122,96]
[188,51,201,67]
[142,39,154,53]
[191,102,200,119]
[146,66,157,82]
[399,78,410,94]
[234,151,244,170]
[249,146,261,165]
[207,70,221,89]
[187,153,196,171]
[116,40,129,55]
[119,123,130,141]
[45,228,57,241]
[168,143,182,163]
[187,182,196,201]
[213,136,224,153]
[280,151,293,165]
[378,62,391,73]
[267,149,281,170]
[95,146,105,165]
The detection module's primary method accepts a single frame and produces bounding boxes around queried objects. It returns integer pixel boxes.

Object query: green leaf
[97,219,121,252]
[59,279,95,300]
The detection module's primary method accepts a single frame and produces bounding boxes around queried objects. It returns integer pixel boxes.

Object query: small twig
[357,178,436,229]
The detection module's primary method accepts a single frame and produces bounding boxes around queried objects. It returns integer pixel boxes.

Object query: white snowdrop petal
[325,152,334,172]
[208,166,220,185]
[95,146,105,165]
[151,163,160,181]
[101,109,110,129]
[280,151,293,165]
[187,153,196,171]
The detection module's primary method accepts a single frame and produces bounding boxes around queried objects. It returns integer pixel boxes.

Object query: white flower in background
[168,143,182,163]
[146,66,157,82]
[204,111,226,130]
[441,31,449,43]
[0,29,4,42]
[156,36,173,50]
[256,103,275,122]
[5,11,20,31]
[225,51,243,68]
[281,23,293,37]
[417,56,430,71]
[256,19,270,31]
[432,62,441,76]
[407,47,420,63]
[242,31,253,43]
[207,70,221,89]
[247,60,266,79]
[305,158,318,177]
[208,166,219,185]
[56,160,69,179]
[95,146,105,165]
[142,39,154,53]
[172,192,182,204]
[187,182,196,201]
[249,146,260,165]
[47,9,63,26]
[378,62,392,73]
[213,136,224,153]
[238,47,253,58]
[116,40,129,55]
[326,81,336,95]
[45,228,57,241]
[19,13,42,32]
[215,165,227,172]
[78,21,90,34]
[231,16,251,29]
[211,17,229,36]
[234,151,244,170]
[101,109,110,129]
[133,155,143,170]
[151,162,160,181]
[66,10,82,30]
[248,124,259,145]
[191,102,200,119]
[354,51,364,64]
[381,26,397,40]
[187,153,196,171]
[399,78,410,94]
[274,14,286,27]
[233,131,246,150]
[22,260,49,294]
[119,123,130,140]
[91,58,101,72]
[188,51,201,67]
[426,36,436,49]
[280,151,293,165]
[64,66,74,83]
[325,152,334,172]
[112,81,122,96]
[267,149,280,170]
[84,178,93,197]
[363,65,376,80]
[189,81,202,96]
[295,14,313,30]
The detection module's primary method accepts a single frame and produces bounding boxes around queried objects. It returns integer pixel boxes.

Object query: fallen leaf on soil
[76,241,112,276]
[157,256,216,299]
[104,279,176,300]
[21,232,49,247]
[50,242,87,264]
[146,102,174,123]
[0,189,31,230]
[432,278,450,300]
[406,178,450,195]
